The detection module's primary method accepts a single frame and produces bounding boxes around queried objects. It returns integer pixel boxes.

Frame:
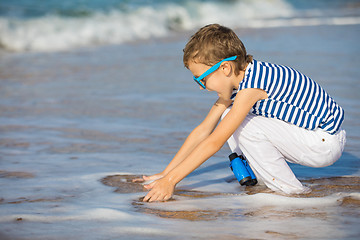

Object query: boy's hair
[183,24,252,75]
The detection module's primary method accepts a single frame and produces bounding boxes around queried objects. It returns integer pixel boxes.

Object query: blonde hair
[183,24,252,75]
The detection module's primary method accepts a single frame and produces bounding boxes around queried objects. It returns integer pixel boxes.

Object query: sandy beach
[1,0,360,238]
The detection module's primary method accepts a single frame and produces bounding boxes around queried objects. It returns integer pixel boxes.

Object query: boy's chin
[217,92,226,98]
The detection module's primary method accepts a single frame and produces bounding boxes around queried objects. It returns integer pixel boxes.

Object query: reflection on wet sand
[0,170,35,179]
[101,175,146,193]
[302,176,360,197]
[0,170,65,205]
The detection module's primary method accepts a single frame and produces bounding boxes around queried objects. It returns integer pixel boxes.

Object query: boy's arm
[161,98,233,174]
[143,88,267,202]
[138,98,232,183]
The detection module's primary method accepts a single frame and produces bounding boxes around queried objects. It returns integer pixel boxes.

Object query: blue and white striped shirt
[233,60,344,134]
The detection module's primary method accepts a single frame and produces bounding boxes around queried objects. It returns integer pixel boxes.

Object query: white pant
[222,108,346,194]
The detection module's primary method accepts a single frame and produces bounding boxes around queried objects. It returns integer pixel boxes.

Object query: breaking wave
[0,0,359,52]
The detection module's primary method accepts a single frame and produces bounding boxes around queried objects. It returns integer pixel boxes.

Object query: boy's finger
[144,181,156,189]
[132,177,145,183]
[143,188,153,202]
[143,190,156,202]
[164,194,171,201]
[148,192,162,202]
[143,194,150,202]
[143,175,161,181]
[142,175,152,181]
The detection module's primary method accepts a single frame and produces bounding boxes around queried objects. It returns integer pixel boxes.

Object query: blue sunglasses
[193,56,237,89]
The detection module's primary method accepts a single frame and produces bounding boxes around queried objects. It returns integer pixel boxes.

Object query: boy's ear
[221,62,233,77]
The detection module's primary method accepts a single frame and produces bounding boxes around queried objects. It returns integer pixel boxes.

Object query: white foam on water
[134,190,358,240]
[110,226,173,236]
[3,0,349,52]
[247,16,360,28]
[145,191,349,213]
[348,192,360,200]
[1,0,358,53]
[0,208,133,223]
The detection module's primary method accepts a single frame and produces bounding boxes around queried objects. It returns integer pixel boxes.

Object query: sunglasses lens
[198,80,205,89]
[194,77,206,89]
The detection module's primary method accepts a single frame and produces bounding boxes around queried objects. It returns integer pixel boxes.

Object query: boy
[139,24,346,202]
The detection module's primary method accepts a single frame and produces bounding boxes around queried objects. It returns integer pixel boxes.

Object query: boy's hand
[142,177,175,202]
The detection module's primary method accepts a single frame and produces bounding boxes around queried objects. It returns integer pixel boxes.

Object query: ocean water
[1,0,360,239]
[1,0,360,52]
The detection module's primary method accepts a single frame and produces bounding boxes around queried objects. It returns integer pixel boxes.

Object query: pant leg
[222,108,346,194]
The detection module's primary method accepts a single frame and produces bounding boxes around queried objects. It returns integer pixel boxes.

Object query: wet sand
[101,174,360,222]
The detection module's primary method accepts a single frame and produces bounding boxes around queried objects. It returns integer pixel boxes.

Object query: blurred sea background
[1,0,360,239]
[1,0,360,52]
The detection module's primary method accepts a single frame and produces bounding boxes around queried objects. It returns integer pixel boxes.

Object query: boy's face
[188,61,234,97]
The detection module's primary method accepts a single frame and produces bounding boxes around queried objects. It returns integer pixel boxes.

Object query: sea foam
[144,191,355,213]
[2,0,359,52]
[0,0,294,52]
